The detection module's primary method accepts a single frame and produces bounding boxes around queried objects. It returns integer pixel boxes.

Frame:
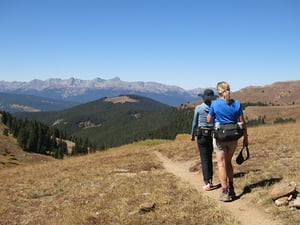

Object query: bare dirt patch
[104,96,139,104]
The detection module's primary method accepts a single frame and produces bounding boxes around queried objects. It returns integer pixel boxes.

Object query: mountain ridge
[1,78,299,113]
[0,77,204,107]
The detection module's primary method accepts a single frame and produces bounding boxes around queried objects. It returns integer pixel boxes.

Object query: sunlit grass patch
[135,138,170,146]
[0,143,237,225]
[0,123,299,225]
[232,123,300,224]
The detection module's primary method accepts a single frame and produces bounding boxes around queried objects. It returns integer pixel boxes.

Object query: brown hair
[217,81,231,103]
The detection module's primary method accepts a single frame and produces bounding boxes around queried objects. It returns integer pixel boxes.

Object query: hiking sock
[222,187,229,193]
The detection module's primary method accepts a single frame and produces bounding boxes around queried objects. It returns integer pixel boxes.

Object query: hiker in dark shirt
[191,89,216,191]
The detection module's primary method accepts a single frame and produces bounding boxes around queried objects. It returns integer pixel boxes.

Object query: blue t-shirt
[208,98,243,124]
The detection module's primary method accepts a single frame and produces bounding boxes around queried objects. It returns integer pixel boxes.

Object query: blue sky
[0,0,299,91]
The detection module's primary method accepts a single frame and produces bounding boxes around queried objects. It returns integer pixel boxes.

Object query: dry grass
[0,123,299,225]
[231,80,300,106]
[156,123,300,225]
[244,105,300,124]
[233,123,300,224]
[0,142,237,225]
[0,128,54,168]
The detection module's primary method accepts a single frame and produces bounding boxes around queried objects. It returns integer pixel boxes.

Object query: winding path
[154,151,282,225]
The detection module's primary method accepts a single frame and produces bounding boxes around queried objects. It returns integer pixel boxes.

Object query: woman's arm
[191,110,199,141]
[207,114,214,124]
[239,115,248,146]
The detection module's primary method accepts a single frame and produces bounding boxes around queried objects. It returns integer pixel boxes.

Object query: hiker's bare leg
[224,150,234,183]
[216,151,227,188]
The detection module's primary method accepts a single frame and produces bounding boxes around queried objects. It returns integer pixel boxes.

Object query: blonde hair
[217,81,231,103]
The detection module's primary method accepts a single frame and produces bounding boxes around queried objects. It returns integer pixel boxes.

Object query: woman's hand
[243,135,248,147]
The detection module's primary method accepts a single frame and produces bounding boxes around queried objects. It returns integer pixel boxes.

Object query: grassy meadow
[0,123,299,225]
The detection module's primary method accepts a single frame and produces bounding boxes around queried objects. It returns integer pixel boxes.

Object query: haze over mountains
[0,78,299,113]
[0,77,204,109]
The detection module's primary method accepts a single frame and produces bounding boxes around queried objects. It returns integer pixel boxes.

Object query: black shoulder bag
[214,123,244,142]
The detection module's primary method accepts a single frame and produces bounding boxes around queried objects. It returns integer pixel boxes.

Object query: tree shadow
[232,177,282,201]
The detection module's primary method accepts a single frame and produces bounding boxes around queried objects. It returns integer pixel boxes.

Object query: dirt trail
[154,151,282,225]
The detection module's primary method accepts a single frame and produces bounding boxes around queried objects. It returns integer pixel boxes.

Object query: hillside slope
[244,105,300,123]
[231,80,300,106]
[0,92,78,112]
[0,124,299,224]
[0,116,54,168]
[14,95,193,149]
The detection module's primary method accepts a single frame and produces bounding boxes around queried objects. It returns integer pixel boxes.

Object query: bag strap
[243,145,250,160]
[236,145,250,165]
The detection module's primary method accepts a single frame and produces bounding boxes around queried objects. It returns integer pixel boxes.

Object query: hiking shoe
[229,188,236,199]
[203,183,213,191]
[219,192,231,202]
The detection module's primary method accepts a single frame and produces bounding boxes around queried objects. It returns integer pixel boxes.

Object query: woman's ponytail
[217,81,231,103]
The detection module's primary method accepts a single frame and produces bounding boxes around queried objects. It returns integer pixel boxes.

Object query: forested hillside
[1,111,96,159]
[0,92,78,112]
[14,95,194,150]
[2,91,298,161]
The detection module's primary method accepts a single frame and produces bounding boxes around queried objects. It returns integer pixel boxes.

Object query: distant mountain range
[1,78,299,113]
[0,77,206,110]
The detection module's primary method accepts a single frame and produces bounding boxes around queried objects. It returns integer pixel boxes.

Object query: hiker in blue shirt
[191,89,217,191]
[207,81,248,202]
